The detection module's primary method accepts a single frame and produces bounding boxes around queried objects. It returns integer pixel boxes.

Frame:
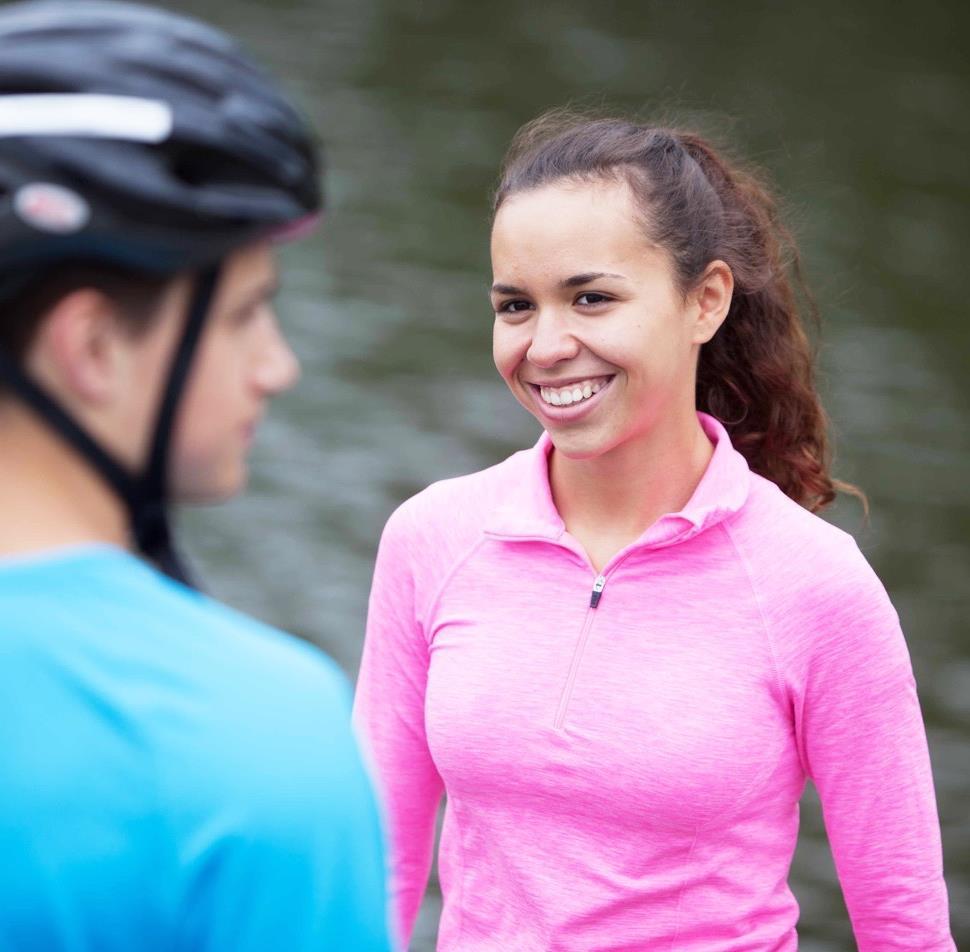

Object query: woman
[354,112,954,950]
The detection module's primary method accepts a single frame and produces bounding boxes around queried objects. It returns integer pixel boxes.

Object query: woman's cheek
[492,326,526,386]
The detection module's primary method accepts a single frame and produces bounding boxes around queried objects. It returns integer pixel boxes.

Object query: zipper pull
[590,575,606,608]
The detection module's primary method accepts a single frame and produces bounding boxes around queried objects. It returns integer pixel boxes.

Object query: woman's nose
[525,309,580,368]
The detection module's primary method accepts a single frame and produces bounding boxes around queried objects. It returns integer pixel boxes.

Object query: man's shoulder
[139,560,355,746]
[1,544,353,758]
[0,545,371,905]
[91,553,370,834]
[164,572,348,702]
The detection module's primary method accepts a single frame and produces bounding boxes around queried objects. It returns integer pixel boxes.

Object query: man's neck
[0,406,130,559]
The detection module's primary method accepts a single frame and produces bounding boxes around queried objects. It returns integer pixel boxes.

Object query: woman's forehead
[491,182,667,284]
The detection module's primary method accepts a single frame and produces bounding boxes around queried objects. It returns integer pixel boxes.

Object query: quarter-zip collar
[484,412,751,551]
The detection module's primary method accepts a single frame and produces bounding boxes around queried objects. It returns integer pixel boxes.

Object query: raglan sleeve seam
[721,522,807,732]
[418,534,491,641]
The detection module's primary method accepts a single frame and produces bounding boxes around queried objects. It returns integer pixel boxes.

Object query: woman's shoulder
[379,443,537,554]
[738,471,871,566]
[732,473,898,646]
[734,474,891,608]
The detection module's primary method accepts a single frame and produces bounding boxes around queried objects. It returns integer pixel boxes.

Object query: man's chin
[174,470,247,506]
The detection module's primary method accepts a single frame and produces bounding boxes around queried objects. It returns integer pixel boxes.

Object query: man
[0,2,391,949]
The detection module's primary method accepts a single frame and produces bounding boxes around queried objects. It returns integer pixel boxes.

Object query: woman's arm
[354,503,445,949]
[794,549,955,950]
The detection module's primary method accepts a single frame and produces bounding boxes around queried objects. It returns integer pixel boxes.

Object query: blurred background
[158,0,966,946]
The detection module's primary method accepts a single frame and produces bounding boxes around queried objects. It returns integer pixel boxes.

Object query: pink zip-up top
[354,414,954,951]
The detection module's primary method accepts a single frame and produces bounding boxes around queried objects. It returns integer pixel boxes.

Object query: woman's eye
[497,299,532,314]
[576,292,610,306]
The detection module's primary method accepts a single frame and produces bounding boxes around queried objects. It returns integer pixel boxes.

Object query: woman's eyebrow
[560,271,627,288]
[491,272,628,295]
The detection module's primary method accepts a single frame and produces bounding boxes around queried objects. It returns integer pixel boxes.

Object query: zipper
[554,574,607,729]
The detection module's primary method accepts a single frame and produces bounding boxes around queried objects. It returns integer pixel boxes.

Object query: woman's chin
[544,426,618,462]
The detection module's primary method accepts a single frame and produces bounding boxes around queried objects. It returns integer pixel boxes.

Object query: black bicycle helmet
[0,0,323,585]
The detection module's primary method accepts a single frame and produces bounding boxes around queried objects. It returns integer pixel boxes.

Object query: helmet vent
[168,144,269,191]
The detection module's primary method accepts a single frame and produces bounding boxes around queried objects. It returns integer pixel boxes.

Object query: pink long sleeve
[355,501,445,946]
[727,510,954,950]
[354,416,954,951]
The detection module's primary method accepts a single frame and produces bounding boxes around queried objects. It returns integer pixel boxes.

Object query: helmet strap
[0,263,222,589]
[132,263,220,584]
[0,347,141,504]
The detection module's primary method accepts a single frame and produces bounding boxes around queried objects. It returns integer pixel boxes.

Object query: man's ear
[690,260,734,345]
[28,289,127,405]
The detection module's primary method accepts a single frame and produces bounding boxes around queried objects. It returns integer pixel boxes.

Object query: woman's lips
[525,374,615,423]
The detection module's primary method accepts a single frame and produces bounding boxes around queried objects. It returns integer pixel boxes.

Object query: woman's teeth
[538,378,606,407]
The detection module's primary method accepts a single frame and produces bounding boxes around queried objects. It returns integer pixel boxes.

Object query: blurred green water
[157,0,967,946]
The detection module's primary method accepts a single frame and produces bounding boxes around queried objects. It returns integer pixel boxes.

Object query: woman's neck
[0,406,130,559]
[549,410,713,569]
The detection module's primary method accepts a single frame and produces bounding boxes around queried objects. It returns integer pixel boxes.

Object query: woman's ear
[690,260,734,345]
[28,289,128,406]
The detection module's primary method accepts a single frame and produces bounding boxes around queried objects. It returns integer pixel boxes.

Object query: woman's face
[490,177,728,461]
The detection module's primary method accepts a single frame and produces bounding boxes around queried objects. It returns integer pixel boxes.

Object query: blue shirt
[0,545,391,951]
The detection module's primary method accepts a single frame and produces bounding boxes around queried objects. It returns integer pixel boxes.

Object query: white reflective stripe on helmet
[0,94,173,142]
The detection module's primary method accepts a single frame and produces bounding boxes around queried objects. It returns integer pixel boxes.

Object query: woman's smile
[524,374,616,421]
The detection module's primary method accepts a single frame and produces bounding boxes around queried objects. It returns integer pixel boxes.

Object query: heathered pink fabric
[354,414,954,951]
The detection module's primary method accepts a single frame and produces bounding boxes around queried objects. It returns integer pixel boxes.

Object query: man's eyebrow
[490,282,525,296]
[260,276,282,300]
[560,272,627,288]
[237,277,280,311]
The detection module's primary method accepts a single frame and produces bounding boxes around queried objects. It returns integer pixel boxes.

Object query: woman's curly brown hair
[493,110,863,513]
